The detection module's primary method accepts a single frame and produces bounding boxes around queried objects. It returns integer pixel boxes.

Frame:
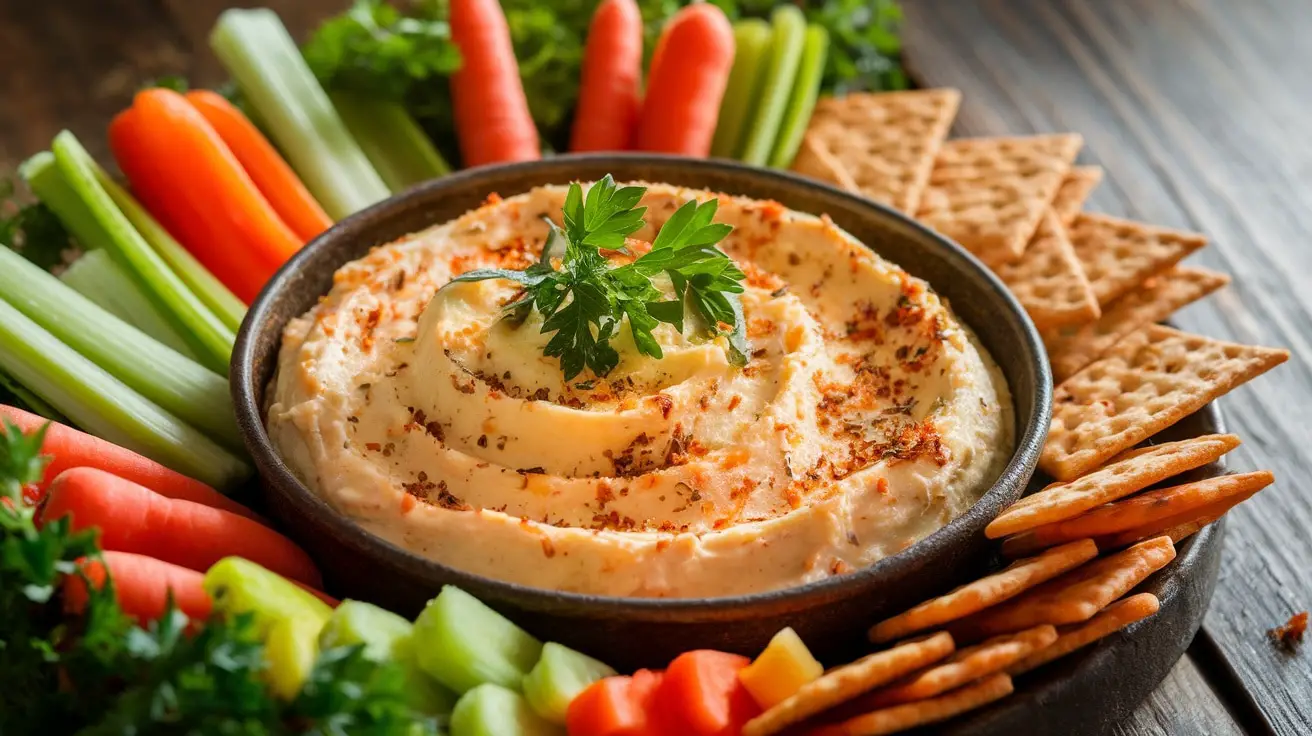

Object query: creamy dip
[267,183,1014,598]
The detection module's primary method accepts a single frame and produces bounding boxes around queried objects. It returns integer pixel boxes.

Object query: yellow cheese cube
[738,627,824,709]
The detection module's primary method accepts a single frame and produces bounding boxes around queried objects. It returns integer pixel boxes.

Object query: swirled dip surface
[267,183,1014,598]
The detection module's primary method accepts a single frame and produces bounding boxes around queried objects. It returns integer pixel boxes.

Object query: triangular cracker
[996,209,1100,331]
[1006,593,1160,676]
[1040,325,1288,480]
[791,134,859,191]
[1045,266,1230,382]
[1051,166,1104,227]
[987,433,1241,538]
[1067,213,1207,307]
[799,89,961,214]
[917,133,1082,268]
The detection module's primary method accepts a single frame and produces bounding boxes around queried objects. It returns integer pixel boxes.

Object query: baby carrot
[635,3,736,157]
[0,406,259,521]
[41,466,321,587]
[570,0,643,152]
[567,669,666,736]
[657,650,760,735]
[185,90,333,243]
[64,551,213,625]
[449,0,540,166]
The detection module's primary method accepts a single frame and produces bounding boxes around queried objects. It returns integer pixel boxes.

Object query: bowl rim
[232,153,1053,615]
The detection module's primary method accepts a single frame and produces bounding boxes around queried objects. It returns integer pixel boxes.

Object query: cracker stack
[767,88,1292,735]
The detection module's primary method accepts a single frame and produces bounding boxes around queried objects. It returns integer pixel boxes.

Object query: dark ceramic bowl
[231,155,1052,669]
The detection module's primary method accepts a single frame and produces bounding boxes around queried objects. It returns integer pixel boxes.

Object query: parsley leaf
[440,176,748,380]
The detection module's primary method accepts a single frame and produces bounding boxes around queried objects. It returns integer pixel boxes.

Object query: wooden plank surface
[904,0,1312,733]
[1112,656,1245,736]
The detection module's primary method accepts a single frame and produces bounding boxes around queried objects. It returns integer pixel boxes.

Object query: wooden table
[1,1,1307,733]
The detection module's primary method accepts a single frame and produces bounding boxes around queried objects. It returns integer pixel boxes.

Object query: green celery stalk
[61,250,199,361]
[330,91,451,192]
[212,8,390,219]
[0,245,243,451]
[0,296,250,490]
[20,151,112,251]
[0,367,69,424]
[50,131,235,375]
[96,167,247,333]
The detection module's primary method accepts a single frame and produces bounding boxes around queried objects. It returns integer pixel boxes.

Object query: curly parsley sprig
[448,176,748,380]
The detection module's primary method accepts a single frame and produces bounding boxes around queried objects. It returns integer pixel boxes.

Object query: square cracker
[791,134,859,191]
[799,89,962,214]
[1040,325,1288,480]
[950,537,1176,641]
[1001,470,1274,557]
[1006,593,1160,676]
[1067,213,1207,307]
[741,632,954,736]
[1045,266,1230,382]
[996,209,1100,331]
[987,433,1241,539]
[1051,166,1104,227]
[916,133,1083,268]
[810,673,1014,736]
[869,539,1097,643]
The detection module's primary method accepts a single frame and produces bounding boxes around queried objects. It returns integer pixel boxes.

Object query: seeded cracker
[917,133,1082,268]
[797,89,961,214]
[791,134,859,191]
[1067,213,1207,308]
[989,434,1241,538]
[1001,471,1274,557]
[741,632,954,736]
[1046,266,1230,382]
[1040,325,1288,480]
[996,209,1101,331]
[859,626,1055,708]
[869,539,1097,643]
[1007,593,1161,676]
[1051,166,1104,227]
[950,537,1176,641]
[810,673,1014,736]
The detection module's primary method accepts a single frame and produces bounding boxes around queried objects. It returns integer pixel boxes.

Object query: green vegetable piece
[710,19,774,160]
[450,684,562,736]
[204,557,334,699]
[321,599,458,716]
[413,586,543,694]
[0,368,66,423]
[521,642,617,724]
[738,5,807,166]
[20,151,110,252]
[49,132,235,374]
[768,24,830,169]
[212,8,391,219]
[331,91,451,192]
[61,250,199,361]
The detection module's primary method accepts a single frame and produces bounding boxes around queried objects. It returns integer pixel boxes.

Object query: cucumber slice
[768,24,830,168]
[710,19,774,160]
[738,5,807,166]
[522,642,618,724]
[413,586,544,694]
[451,684,563,736]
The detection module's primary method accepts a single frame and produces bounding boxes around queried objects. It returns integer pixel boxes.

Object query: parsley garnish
[447,176,748,380]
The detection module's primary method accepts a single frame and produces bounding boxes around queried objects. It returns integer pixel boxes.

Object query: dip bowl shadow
[232,155,1053,669]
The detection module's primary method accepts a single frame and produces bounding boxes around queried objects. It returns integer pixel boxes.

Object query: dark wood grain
[1112,657,1244,736]
[905,0,1312,733]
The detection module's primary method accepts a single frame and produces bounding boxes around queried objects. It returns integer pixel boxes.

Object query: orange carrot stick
[41,467,322,587]
[0,406,260,521]
[184,90,333,243]
[449,0,540,166]
[110,89,299,303]
[570,0,643,152]
[64,551,213,625]
[635,4,736,157]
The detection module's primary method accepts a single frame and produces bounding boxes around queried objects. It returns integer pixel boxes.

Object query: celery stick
[20,151,112,251]
[710,20,773,160]
[96,168,247,333]
[61,250,198,361]
[331,91,451,192]
[0,297,250,489]
[51,132,235,375]
[212,9,390,219]
[739,5,807,166]
[768,24,829,169]
[0,368,69,424]
[0,245,243,451]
